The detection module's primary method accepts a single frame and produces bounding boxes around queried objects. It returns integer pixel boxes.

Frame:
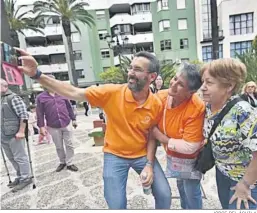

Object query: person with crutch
[0,78,32,192]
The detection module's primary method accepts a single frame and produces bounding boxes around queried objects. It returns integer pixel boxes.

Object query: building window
[202,0,212,39]
[73,50,82,60]
[178,19,188,30]
[202,44,223,62]
[160,40,171,51]
[103,67,110,72]
[181,58,189,62]
[177,0,186,9]
[98,30,108,40]
[113,24,132,35]
[131,3,150,15]
[157,0,169,11]
[52,16,60,24]
[101,49,110,58]
[229,13,253,35]
[76,69,85,78]
[53,72,69,81]
[230,41,252,58]
[180,38,189,49]
[96,10,105,20]
[159,20,170,32]
[71,32,80,42]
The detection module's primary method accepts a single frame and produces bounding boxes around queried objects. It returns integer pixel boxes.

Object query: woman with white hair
[241,81,257,107]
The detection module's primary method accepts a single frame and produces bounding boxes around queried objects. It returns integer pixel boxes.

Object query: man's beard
[127,76,148,92]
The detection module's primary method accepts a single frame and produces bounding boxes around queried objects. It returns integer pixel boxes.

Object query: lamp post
[105,27,129,65]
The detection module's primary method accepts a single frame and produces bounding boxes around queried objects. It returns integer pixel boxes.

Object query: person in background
[150,75,163,94]
[1,78,32,192]
[70,100,77,116]
[17,49,171,209]
[36,75,79,172]
[27,105,38,142]
[152,63,204,209]
[241,81,257,107]
[200,58,257,209]
[83,101,89,116]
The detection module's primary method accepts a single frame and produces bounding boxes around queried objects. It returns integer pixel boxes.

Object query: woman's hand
[229,181,256,209]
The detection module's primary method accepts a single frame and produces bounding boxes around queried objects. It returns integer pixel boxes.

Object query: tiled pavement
[0,110,221,209]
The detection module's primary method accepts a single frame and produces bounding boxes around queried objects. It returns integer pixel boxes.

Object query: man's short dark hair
[179,63,202,92]
[134,51,160,74]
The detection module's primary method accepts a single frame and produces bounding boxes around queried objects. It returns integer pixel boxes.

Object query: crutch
[25,121,36,189]
[1,147,12,184]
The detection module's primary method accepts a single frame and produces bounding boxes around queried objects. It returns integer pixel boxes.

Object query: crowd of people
[1,48,257,210]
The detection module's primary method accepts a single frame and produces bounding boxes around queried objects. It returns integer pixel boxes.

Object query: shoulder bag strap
[208,97,243,140]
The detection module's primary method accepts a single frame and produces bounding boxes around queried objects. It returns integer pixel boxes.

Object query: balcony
[114,32,153,45]
[201,30,225,43]
[23,25,63,38]
[110,13,151,27]
[37,63,68,73]
[114,52,155,65]
[26,45,65,56]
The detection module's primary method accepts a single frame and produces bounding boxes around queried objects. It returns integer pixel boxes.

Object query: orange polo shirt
[157,90,205,159]
[85,84,163,158]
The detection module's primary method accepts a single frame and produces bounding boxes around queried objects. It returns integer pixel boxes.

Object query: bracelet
[146,160,153,168]
[241,178,255,189]
[30,69,42,80]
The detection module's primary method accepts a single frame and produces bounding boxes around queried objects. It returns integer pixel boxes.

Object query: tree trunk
[210,0,219,60]
[62,19,78,86]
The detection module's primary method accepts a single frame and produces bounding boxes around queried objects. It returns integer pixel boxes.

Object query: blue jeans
[177,179,202,209]
[103,153,171,209]
[216,167,257,209]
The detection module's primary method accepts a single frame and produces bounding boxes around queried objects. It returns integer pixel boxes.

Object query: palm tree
[33,0,95,86]
[4,0,44,47]
[160,61,176,88]
[4,0,44,105]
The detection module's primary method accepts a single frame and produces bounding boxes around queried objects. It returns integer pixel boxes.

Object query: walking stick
[1,147,12,184]
[25,121,36,189]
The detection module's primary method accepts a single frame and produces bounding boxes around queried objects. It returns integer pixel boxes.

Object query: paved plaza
[1,109,221,209]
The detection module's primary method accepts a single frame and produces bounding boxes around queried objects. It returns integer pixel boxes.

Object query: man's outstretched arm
[16,48,86,101]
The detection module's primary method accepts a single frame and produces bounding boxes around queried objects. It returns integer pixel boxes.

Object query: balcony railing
[203,30,224,40]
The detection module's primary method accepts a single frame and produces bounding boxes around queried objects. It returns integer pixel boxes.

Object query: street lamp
[105,27,129,65]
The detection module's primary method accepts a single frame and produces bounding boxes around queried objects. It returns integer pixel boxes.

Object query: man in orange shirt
[152,63,205,209]
[17,50,171,209]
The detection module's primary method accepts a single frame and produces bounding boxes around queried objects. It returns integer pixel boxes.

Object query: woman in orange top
[152,63,205,209]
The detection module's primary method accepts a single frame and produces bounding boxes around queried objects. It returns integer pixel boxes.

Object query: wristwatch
[242,178,256,190]
[30,69,42,80]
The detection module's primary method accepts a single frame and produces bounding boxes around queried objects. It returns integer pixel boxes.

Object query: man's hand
[40,127,47,136]
[229,181,257,209]
[15,48,38,77]
[140,165,153,187]
[15,131,25,140]
[72,121,77,129]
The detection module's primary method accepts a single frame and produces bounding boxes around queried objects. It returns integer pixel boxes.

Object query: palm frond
[16,10,34,20]
[14,4,30,18]
[70,2,89,11]
[71,22,81,35]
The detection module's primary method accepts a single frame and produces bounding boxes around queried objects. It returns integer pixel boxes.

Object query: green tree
[160,61,176,88]
[236,36,257,82]
[33,0,95,86]
[99,66,125,83]
[4,0,44,47]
